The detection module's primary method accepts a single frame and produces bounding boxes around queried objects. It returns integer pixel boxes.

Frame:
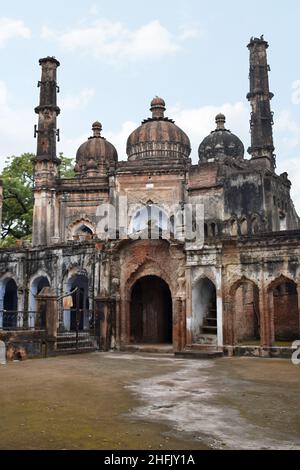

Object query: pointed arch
[240,217,248,236]
[0,275,18,330]
[230,219,238,236]
[68,219,96,241]
[28,272,51,327]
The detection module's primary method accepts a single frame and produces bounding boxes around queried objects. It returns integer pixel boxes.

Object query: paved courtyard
[0,352,300,450]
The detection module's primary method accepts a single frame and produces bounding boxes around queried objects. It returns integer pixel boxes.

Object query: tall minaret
[32,57,60,246]
[247,36,275,170]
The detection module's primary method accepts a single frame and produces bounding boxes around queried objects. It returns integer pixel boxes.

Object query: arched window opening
[279,212,287,231]
[74,224,94,240]
[131,205,170,239]
[204,223,208,239]
[240,219,248,236]
[252,218,259,234]
[29,275,50,328]
[230,220,238,237]
[210,223,217,238]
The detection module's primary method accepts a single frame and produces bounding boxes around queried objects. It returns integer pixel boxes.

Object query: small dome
[151,96,165,107]
[198,114,244,163]
[75,122,118,176]
[127,97,191,161]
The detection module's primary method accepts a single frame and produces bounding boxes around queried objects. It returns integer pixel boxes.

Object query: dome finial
[150,96,166,119]
[215,113,226,130]
[92,121,102,138]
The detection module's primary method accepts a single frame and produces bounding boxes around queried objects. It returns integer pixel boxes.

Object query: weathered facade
[1,37,300,359]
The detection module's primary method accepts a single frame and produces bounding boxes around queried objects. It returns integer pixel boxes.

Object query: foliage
[0,153,74,246]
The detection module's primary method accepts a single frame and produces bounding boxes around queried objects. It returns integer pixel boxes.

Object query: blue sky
[1,0,300,209]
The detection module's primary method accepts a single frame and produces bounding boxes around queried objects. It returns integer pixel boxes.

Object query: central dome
[126,97,191,161]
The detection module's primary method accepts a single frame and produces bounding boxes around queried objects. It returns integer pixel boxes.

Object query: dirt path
[0,352,299,450]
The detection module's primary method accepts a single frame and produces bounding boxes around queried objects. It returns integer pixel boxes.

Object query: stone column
[181,298,187,350]
[217,294,224,348]
[94,297,115,351]
[185,267,192,345]
[259,281,272,351]
[216,269,224,348]
[172,297,182,352]
[114,295,121,350]
[297,283,300,336]
[17,288,25,328]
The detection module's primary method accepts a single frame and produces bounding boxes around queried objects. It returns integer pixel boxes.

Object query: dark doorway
[130,276,172,344]
[3,279,18,329]
[69,275,89,332]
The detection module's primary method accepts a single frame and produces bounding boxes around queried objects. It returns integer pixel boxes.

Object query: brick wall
[234,283,259,342]
[274,285,299,341]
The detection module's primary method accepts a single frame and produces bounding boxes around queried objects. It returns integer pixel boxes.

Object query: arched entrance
[70,275,89,332]
[63,274,90,332]
[29,275,50,327]
[130,276,172,344]
[3,279,18,329]
[192,277,217,342]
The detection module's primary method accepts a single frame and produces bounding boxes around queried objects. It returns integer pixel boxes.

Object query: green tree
[1,153,74,246]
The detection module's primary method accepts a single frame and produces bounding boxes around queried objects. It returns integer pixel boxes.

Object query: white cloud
[41,18,199,62]
[58,132,89,159]
[179,24,201,41]
[58,120,138,161]
[273,109,300,212]
[170,101,250,162]
[106,121,138,160]
[0,17,31,47]
[0,81,35,168]
[88,5,100,17]
[60,88,95,111]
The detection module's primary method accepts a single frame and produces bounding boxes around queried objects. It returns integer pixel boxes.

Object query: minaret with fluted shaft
[32,57,61,246]
[247,36,275,170]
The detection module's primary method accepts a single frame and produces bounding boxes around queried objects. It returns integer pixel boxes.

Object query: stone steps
[175,350,224,359]
[121,344,174,354]
[193,334,217,346]
[203,317,217,326]
[56,333,97,355]
[56,346,97,355]
[202,325,217,334]
[188,343,221,352]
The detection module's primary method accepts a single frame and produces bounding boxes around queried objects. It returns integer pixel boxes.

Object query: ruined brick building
[0,36,300,359]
